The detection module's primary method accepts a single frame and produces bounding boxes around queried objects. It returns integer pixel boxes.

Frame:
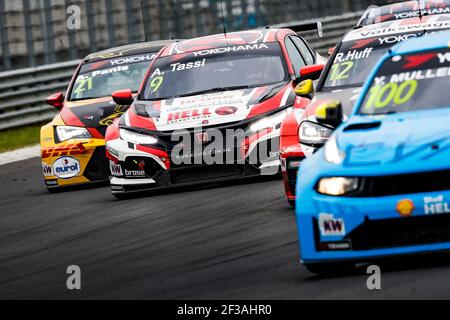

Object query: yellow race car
[41,40,177,191]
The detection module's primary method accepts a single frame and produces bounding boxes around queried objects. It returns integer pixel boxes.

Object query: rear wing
[270,21,323,38]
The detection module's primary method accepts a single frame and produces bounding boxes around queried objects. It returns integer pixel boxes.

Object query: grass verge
[0,124,41,153]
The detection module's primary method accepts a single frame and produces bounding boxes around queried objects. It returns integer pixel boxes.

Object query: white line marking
[0,144,40,166]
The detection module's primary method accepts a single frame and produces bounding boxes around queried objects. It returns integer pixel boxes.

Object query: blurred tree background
[0,0,398,71]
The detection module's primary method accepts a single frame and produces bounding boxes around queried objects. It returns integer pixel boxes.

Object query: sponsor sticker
[424,195,450,215]
[192,43,270,57]
[109,160,123,177]
[45,179,58,186]
[41,143,86,159]
[53,157,80,179]
[111,185,124,191]
[319,213,346,236]
[124,169,145,177]
[42,163,53,177]
[396,199,415,217]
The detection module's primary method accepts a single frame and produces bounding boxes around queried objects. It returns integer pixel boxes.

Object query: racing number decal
[364,80,417,111]
[150,76,164,93]
[329,61,354,81]
[73,77,93,95]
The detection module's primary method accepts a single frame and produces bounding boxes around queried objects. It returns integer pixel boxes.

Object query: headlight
[298,121,333,146]
[56,126,91,141]
[317,177,359,196]
[249,108,291,133]
[120,128,158,145]
[324,135,345,164]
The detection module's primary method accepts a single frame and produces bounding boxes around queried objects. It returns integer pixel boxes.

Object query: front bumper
[297,189,450,264]
[106,133,280,193]
[41,139,109,188]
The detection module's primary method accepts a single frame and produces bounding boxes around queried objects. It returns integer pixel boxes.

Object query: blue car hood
[330,108,450,175]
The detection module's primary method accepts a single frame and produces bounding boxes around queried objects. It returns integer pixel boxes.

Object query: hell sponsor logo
[166,106,239,124]
[319,213,346,236]
[53,157,80,179]
[424,195,450,215]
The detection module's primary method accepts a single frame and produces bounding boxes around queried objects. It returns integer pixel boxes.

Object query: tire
[304,262,355,275]
[288,199,295,208]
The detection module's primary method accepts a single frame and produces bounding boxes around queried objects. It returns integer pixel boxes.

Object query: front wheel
[288,199,295,208]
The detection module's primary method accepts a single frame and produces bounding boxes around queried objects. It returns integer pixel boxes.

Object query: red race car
[280,2,450,206]
[105,28,325,197]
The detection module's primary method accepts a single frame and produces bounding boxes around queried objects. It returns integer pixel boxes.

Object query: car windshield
[69,52,156,101]
[359,47,450,115]
[322,30,429,90]
[141,43,288,100]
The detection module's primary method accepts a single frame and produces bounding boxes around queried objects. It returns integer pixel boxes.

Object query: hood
[334,108,450,173]
[131,83,294,131]
[305,87,361,120]
[61,97,128,136]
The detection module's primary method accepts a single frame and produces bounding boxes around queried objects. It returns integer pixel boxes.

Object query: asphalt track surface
[2,158,450,299]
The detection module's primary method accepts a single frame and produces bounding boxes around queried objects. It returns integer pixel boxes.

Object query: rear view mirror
[46,92,64,110]
[315,100,343,128]
[112,89,134,106]
[298,64,325,82]
[294,79,314,98]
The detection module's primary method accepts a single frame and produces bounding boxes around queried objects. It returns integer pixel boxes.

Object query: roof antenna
[141,1,149,42]
[219,0,227,42]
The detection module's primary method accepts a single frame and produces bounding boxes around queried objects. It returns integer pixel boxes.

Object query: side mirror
[294,79,314,98]
[46,92,64,110]
[112,89,134,106]
[315,100,343,128]
[298,64,325,82]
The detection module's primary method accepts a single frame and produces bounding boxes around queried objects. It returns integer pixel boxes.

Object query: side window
[285,37,306,77]
[292,36,315,65]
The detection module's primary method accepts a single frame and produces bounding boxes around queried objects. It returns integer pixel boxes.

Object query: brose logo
[53,157,80,179]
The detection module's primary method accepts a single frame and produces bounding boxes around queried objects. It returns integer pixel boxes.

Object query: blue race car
[295,30,450,274]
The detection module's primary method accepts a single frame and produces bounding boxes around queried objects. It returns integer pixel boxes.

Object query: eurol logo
[53,157,80,179]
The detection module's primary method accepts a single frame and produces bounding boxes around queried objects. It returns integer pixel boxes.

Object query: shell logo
[396,199,415,217]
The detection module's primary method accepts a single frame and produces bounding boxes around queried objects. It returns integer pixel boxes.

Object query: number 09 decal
[364,80,418,111]
[150,76,164,93]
